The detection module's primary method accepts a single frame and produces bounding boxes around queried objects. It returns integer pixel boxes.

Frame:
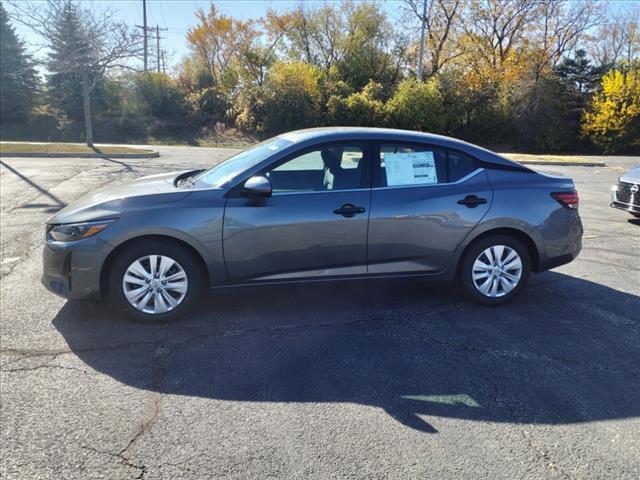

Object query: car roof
[278,127,524,169]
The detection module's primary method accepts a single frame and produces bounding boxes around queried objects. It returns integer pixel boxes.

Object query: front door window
[266,143,368,193]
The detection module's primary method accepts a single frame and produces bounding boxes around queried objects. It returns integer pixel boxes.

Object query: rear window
[448,151,476,182]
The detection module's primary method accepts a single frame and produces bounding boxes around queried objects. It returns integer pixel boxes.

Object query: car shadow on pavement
[52,272,640,433]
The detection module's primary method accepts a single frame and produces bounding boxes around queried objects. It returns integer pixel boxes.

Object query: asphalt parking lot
[1,147,639,479]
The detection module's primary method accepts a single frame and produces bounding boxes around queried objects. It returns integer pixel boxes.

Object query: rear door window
[376,144,476,187]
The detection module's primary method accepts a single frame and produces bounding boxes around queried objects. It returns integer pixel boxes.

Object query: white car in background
[611,164,640,218]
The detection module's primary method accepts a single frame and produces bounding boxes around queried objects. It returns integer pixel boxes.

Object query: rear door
[367,142,492,274]
[223,141,372,281]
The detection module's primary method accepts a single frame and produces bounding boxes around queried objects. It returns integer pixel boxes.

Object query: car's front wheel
[106,240,206,322]
[460,235,531,306]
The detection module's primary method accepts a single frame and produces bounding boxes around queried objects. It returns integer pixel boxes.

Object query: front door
[367,142,492,274]
[223,142,371,282]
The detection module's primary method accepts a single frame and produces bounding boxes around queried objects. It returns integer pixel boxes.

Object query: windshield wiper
[180,176,196,189]
[177,170,203,189]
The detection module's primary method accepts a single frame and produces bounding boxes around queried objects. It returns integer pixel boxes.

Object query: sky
[5,0,639,73]
[5,0,405,72]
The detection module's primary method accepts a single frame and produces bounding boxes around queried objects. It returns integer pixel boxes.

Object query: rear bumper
[536,210,583,273]
[41,237,112,300]
[538,249,580,272]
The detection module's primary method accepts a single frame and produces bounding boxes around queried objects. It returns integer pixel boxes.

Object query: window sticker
[384,151,438,186]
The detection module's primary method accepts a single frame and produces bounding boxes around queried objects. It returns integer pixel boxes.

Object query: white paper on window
[384,151,437,186]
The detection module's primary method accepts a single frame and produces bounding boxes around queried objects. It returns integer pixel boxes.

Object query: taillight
[552,191,579,210]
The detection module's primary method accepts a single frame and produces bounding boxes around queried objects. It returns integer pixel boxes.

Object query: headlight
[47,220,114,242]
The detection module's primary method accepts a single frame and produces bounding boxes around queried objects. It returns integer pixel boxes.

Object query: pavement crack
[181,303,463,344]
[0,242,41,278]
[0,340,158,358]
[363,330,640,380]
[80,445,147,479]
[2,363,87,374]
[119,394,162,458]
[116,334,177,467]
[0,340,160,370]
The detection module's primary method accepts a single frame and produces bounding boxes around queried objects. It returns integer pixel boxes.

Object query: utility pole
[135,2,167,73]
[142,0,148,72]
[154,25,168,73]
[417,0,427,79]
[156,25,161,72]
[135,0,149,72]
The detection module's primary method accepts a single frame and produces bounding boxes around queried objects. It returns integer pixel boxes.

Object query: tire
[106,239,206,322]
[460,234,531,306]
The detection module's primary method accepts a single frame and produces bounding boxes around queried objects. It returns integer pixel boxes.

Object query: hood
[620,164,640,184]
[48,170,194,225]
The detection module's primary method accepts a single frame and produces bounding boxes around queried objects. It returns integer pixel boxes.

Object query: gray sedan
[42,128,583,321]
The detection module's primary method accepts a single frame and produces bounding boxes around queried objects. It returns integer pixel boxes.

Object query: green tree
[261,62,323,134]
[13,0,138,145]
[0,5,39,123]
[554,50,603,95]
[46,3,103,123]
[514,74,578,152]
[336,2,401,92]
[135,73,188,119]
[582,68,640,153]
[386,78,444,132]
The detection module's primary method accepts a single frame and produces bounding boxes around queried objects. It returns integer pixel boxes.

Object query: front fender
[99,204,226,285]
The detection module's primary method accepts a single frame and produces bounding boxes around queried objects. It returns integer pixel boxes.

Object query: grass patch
[0,142,154,155]
[502,153,593,164]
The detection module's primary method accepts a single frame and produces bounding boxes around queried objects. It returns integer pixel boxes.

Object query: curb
[0,151,160,159]
[517,160,606,167]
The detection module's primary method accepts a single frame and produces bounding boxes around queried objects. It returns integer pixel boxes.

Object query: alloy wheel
[122,255,188,314]
[472,245,522,298]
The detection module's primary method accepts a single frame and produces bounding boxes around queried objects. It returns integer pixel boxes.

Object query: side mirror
[242,175,272,198]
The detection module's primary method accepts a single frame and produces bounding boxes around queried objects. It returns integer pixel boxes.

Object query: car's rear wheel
[106,240,206,322]
[460,235,531,306]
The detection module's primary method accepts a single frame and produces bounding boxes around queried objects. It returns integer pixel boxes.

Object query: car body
[42,127,583,320]
[611,164,640,217]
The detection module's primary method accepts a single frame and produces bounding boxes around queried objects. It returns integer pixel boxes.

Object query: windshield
[194,138,292,188]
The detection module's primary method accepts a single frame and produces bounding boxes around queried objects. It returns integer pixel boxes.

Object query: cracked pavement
[1,148,639,479]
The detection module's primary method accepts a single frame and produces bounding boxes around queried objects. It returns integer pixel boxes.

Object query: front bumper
[611,201,640,215]
[611,182,639,215]
[41,236,113,300]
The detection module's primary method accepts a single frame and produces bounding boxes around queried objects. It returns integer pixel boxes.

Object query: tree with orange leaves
[186,4,256,83]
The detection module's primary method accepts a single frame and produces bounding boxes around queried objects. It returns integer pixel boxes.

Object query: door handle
[457,195,487,208]
[333,204,366,217]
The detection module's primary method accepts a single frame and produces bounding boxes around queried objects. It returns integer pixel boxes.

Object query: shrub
[326,80,385,126]
[261,62,322,134]
[135,73,188,119]
[385,78,444,133]
[188,86,230,123]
